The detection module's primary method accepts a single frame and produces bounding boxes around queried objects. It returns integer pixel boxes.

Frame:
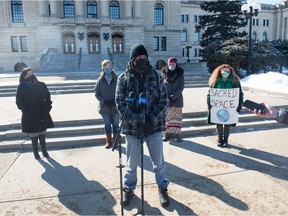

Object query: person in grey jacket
[252,104,288,125]
[161,57,185,142]
[95,60,119,148]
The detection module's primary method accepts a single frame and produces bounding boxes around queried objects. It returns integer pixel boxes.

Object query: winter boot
[217,135,224,147]
[122,189,134,206]
[39,134,49,157]
[176,134,182,142]
[163,133,170,141]
[159,187,170,207]
[223,136,229,147]
[31,137,40,160]
[105,133,112,149]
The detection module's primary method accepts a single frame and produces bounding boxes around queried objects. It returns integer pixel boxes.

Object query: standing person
[95,60,120,149]
[16,68,54,160]
[115,44,170,207]
[161,57,185,142]
[207,64,243,147]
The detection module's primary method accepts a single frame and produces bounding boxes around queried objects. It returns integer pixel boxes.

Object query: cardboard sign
[209,88,239,124]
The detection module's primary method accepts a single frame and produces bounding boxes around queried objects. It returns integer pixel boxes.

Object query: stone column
[75,0,84,18]
[100,0,109,18]
[135,1,141,18]
[39,1,46,16]
[125,0,132,18]
[50,0,58,17]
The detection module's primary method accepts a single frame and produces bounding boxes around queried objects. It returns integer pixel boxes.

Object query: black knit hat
[130,43,148,62]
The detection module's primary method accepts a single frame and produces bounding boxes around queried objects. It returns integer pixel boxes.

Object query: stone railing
[32,48,57,72]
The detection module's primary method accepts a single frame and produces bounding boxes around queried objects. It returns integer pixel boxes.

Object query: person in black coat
[16,68,54,159]
[161,57,185,142]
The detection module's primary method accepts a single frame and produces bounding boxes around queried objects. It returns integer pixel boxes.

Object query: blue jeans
[124,132,169,190]
[101,114,120,134]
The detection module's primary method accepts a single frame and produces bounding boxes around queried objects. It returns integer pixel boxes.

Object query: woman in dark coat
[95,60,119,149]
[16,68,54,159]
[161,57,185,142]
[207,64,243,148]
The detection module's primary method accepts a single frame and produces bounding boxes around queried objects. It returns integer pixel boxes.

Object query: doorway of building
[112,34,124,53]
[63,33,76,54]
[88,33,100,54]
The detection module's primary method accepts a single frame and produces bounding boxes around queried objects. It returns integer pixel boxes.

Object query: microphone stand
[139,104,145,216]
[112,102,132,216]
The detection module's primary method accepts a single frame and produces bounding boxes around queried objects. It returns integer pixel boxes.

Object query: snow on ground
[241,72,288,94]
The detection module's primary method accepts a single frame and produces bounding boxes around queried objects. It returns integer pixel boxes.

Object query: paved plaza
[0,72,288,215]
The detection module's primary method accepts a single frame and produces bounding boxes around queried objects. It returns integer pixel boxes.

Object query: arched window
[11,0,24,23]
[154,3,163,25]
[262,32,267,42]
[110,1,120,19]
[87,0,97,19]
[64,0,74,18]
[252,31,257,41]
[87,33,100,53]
[181,29,187,42]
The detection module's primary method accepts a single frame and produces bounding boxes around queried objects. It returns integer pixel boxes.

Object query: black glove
[143,116,154,137]
[237,105,242,113]
[208,104,212,109]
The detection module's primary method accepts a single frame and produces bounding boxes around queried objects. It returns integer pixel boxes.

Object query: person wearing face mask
[207,64,244,147]
[95,60,120,149]
[161,57,185,142]
[16,68,54,160]
[115,44,170,207]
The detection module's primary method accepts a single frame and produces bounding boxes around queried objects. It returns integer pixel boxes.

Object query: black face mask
[26,75,37,82]
[134,59,149,73]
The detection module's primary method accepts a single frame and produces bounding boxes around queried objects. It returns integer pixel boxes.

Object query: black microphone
[125,91,136,104]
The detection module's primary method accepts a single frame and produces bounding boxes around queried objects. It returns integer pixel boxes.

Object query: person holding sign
[207,64,244,147]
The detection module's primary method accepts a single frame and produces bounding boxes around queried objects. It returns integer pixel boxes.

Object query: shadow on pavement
[38,157,116,215]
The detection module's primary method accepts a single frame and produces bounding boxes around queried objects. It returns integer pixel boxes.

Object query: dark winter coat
[94,71,118,115]
[16,81,54,133]
[116,62,168,137]
[161,65,185,108]
[207,77,244,126]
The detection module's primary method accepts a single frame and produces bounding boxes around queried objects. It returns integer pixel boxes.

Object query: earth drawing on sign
[217,109,230,122]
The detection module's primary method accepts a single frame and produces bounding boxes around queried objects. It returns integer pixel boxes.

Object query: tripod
[112,92,136,216]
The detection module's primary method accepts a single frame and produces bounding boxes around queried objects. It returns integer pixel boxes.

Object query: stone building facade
[0,0,287,72]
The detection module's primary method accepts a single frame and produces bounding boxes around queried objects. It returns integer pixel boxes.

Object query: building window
[266,20,269,26]
[11,0,24,23]
[263,19,269,26]
[263,19,266,26]
[20,36,27,52]
[252,31,257,41]
[64,0,74,18]
[11,36,18,52]
[262,32,267,42]
[110,1,120,19]
[181,15,184,22]
[154,3,163,25]
[185,15,189,23]
[161,37,166,51]
[194,30,200,43]
[153,37,159,51]
[87,0,97,19]
[181,29,187,42]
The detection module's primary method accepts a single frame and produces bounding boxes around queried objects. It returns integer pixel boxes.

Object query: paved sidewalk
[0,73,288,215]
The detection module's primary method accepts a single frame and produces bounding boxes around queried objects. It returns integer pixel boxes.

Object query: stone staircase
[0,107,286,153]
[0,71,210,97]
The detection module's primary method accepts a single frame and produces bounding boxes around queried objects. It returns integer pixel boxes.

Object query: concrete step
[0,118,282,153]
